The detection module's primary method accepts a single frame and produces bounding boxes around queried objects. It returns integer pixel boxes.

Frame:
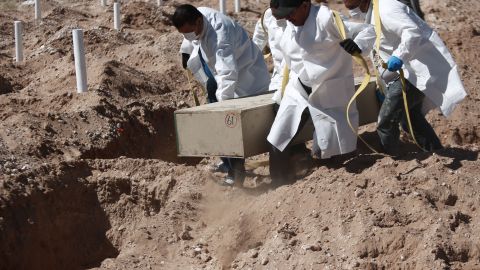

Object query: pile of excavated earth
[0,0,479,269]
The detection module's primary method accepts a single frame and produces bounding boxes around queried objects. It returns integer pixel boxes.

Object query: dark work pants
[199,49,245,182]
[269,79,311,186]
[377,78,442,152]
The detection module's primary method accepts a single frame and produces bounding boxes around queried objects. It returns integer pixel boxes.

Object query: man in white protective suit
[171,4,270,186]
[267,0,376,186]
[343,0,466,154]
[253,5,313,180]
[252,8,289,104]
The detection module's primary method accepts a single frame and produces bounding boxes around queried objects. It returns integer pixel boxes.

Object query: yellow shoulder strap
[261,8,289,99]
[280,64,289,98]
[372,0,382,52]
[332,10,378,153]
[260,9,272,60]
[372,1,426,151]
[184,69,201,106]
[260,8,268,38]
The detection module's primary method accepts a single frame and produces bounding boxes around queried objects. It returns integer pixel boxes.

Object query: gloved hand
[181,53,190,69]
[387,56,403,71]
[339,38,362,55]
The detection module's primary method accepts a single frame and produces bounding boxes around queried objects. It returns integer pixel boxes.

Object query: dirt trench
[0,163,117,270]
[0,155,192,270]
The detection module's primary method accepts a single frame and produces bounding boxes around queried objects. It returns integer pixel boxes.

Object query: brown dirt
[0,0,479,269]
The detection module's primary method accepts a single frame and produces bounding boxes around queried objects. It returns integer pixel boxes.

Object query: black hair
[171,4,203,29]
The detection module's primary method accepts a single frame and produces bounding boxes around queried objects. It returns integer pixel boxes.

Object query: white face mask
[349,7,366,21]
[276,18,287,27]
[183,31,199,41]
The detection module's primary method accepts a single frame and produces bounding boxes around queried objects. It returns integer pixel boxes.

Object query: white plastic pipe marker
[72,29,88,93]
[157,0,162,6]
[101,0,107,7]
[234,0,240,13]
[114,2,120,30]
[14,21,24,63]
[34,0,41,21]
[219,0,226,14]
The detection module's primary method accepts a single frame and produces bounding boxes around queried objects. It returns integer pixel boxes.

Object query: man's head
[270,0,311,26]
[171,4,204,41]
[343,0,370,12]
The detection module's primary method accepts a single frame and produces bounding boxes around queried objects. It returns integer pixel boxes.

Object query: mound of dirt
[121,1,172,31]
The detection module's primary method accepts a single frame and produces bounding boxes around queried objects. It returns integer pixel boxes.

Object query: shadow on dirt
[0,162,118,270]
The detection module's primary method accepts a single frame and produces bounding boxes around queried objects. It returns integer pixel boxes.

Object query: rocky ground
[0,0,479,269]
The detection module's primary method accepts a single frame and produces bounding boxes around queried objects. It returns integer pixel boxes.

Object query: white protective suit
[365,0,466,116]
[180,7,270,101]
[267,4,375,159]
[252,8,289,103]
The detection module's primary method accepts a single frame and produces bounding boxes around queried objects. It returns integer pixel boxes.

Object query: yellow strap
[280,64,290,98]
[260,8,272,60]
[261,8,290,99]
[332,10,379,153]
[371,0,385,94]
[372,0,425,152]
[400,69,427,151]
[260,8,268,38]
[372,0,381,52]
[184,69,200,106]
[245,159,269,170]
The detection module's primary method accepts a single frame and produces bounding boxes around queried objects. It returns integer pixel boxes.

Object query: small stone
[289,239,298,246]
[178,101,187,108]
[4,161,13,169]
[250,250,259,258]
[322,226,329,231]
[261,257,269,265]
[181,231,193,240]
[354,189,364,197]
[201,254,212,262]
[301,244,321,251]
[356,179,368,189]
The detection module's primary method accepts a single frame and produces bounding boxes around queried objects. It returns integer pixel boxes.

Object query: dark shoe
[209,161,229,173]
[221,176,236,186]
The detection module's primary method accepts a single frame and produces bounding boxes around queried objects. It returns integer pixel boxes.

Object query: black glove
[339,38,362,55]
[181,53,190,69]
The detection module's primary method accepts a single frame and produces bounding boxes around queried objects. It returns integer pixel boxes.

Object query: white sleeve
[252,18,268,51]
[381,4,430,61]
[180,38,194,54]
[214,23,238,101]
[344,20,376,57]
